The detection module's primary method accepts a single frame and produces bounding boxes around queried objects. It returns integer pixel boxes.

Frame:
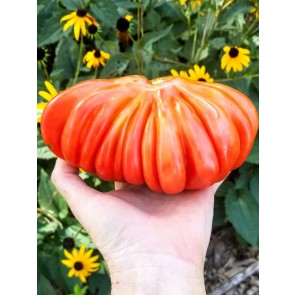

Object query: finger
[51,158,103,213]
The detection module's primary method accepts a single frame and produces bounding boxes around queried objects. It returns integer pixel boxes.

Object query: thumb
[51,158,105,220]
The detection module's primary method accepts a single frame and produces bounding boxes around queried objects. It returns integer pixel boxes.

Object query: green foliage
[37,0,259,293]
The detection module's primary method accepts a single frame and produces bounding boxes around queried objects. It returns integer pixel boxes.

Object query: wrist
[109,253,206,295]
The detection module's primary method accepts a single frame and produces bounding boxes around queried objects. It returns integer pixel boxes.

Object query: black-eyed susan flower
[188,65,214,82]
[179,0,201,10]
[116,15,133,52]
[83,49,110,69]
[37,81,58,123]
[221,46,250,73]
[86,23,102,40]
[37,47,50,69]
[60,9,98,41]
[63,237,75,251]
[170,69,189,78]
[61,244,100,283]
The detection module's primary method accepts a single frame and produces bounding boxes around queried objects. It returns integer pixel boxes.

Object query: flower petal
[79,244,86,256]
[223,46,230,53]
[64,249,74,260]
[101,51,111,60]
[80,19,87,36]
[60,11,77,23]
[63,17,77,32]
[37,102,47,111]
[38,91,53,101]
[68,268,75,278]
[238,48,250,55]
[61,259,74,268]
[84,248,94,258]
[79,273,87,283]
[74,19,81,41]
[45,81,58,97]
[87,255,99,263]
[170,69,179,77]
[125,15,133,22]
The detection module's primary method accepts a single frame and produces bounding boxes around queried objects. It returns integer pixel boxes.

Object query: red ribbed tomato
[41,75,258,194]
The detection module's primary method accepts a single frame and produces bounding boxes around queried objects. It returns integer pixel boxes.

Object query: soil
[204,225,259,295]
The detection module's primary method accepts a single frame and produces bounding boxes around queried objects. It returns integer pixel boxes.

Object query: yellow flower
[61,244,100,283]
[179,0,201,10]
[170,69,189,78]
[37,81,58,123]
[125,15,133,22]
[188,65,214,82]
[221,46,250,73]
[171,65,213,82]
[60,9,98,41]
[83,49,111,69]
[250,0,259,20]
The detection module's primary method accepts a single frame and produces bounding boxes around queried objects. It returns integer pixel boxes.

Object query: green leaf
[100,54,130,78]
[37,274,56,295]
[63,224,96,249]
[38,169,69,219]
[38,5,65,47]
[247,134,259,164]
[234,162,253,190]
[219,0,253,24]
[213,197,227,228]
[250,170,259,204]
[215,180,234,197]
[69,284,88,295]
[37,218,59,244]
[38,249,79,293]
[225,188,259,246]
[224,77,252,97]
[141,25,173,49]
[87,273,111,295]
[113,0,137,9]
[90,1,120,29]
[37,129,56,160]
[210,37,226,49]
[60,0,81,10]
[52,36,79,80]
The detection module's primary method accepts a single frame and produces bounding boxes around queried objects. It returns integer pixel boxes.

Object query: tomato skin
[41,75,258,194]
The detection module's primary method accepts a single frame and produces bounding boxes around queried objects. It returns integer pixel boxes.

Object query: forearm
[109,253,206,295]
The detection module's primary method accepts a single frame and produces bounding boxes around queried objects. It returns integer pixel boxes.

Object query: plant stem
[194,0,232,63]
[215,73,258,82]
[42,65,50,81]
[137,0,144,75]
[73,35,84,85]
[93,67,98,79]
[74,226,84,239]
[240,18,259,45]
[153,54,192,68]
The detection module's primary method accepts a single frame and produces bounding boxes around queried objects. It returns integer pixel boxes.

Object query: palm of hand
[52,159,218,274]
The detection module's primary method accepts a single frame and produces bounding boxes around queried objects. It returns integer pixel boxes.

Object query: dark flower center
[74,262,83,270]
[88,24,98,34]
[37,48,45,61]
[116,17,130,32]
[198,78,206,82]
[77,9,87,17]
[94,50,101,58]
[229,47,239,58]
[62,237,75,250]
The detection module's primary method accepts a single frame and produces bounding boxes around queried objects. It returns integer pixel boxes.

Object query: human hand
[52,158,223,295]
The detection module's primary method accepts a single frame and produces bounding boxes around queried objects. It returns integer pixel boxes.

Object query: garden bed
[205,225,259,295]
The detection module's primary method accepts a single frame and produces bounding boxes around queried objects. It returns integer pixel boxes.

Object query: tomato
[41,75,258,194]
